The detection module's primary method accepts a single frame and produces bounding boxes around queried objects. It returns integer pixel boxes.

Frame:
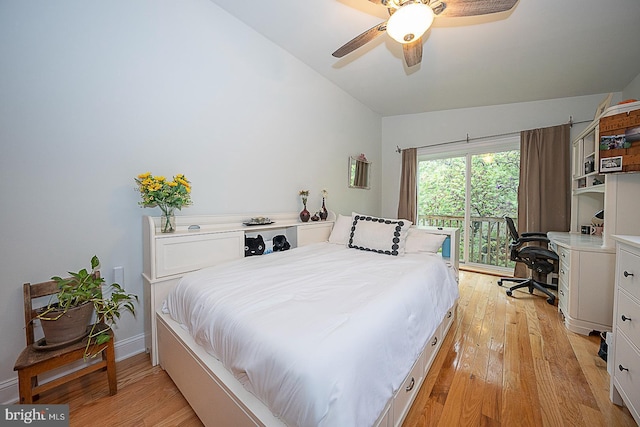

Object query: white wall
[380,93,623,217]
[0,0,381,400]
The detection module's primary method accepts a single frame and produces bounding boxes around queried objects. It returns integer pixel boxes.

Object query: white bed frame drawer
[393,352,424,426]
[155,231,244,278]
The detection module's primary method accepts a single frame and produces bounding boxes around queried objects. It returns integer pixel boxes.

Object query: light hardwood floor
[32,271,636,426]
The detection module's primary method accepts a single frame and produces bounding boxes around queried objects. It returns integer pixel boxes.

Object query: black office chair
[497,217,559,305]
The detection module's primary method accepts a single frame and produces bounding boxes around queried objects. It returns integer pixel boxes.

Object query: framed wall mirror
[349,155,371,189]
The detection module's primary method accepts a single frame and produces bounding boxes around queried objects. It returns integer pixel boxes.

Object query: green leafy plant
[38,255,138,357]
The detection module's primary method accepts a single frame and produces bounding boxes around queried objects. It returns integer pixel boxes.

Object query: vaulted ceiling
[209,0,640,116]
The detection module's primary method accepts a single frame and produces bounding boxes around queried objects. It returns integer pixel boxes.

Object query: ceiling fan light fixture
[386,2,434,44]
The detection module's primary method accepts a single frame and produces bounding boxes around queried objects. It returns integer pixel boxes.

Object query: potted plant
[37,255,138,357]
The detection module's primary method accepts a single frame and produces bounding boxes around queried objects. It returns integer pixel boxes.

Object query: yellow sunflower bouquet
[135,172,192,232]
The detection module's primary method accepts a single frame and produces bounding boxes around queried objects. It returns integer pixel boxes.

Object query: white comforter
[165,242,459,427]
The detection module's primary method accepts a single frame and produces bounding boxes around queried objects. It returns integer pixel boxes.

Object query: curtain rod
[395,116,592,153]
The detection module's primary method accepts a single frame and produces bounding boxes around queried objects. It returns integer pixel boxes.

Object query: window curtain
[397,148,417,223]
[515,124,570,277]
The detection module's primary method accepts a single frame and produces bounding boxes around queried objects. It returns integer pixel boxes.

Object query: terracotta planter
[38,302,94,345]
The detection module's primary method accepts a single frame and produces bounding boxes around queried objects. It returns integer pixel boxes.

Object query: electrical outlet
[113,266,124,285]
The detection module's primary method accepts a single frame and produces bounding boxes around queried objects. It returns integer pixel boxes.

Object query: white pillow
[348,214,412,256]
[328,214,353,245]
[405,228,447,253]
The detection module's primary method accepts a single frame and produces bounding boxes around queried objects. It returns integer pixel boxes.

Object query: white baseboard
[1,333,146,405]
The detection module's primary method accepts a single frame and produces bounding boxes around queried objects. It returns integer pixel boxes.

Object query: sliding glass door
[417,138,520,272]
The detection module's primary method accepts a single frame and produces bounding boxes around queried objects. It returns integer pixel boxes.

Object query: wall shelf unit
[570,101,640,248]
[554,101,640,336]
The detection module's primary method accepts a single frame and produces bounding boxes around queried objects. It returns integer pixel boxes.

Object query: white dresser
[610,235,640,425]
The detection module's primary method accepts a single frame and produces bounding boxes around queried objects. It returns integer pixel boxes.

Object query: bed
[143,212,459,427]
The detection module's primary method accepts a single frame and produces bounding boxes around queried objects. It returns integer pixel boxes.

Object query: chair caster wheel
[546,297,555,305]
[506,290,513,297]
[497,280,503,287]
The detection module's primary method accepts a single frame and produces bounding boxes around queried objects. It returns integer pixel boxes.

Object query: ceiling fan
[332,0,518,67]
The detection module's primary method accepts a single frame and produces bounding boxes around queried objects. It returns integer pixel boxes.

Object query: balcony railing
[417,214,515,269]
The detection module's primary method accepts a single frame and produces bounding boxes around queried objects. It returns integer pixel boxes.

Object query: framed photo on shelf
[600,155,623,172]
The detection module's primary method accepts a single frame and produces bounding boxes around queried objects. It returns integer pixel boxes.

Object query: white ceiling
[209,0,640,117]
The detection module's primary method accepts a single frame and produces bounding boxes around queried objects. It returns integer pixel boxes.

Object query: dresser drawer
[613,332,640,418]
[617,292,640,349]
[618,248,640,300]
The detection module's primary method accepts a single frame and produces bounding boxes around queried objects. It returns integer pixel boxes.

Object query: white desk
[548,231,616,335]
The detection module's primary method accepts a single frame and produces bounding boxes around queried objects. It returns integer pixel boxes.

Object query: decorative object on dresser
[609,235,640,426]
[298,189,310,222]
[243,216,273,226]
[135,172,192,233]
[272,235,290,251]
[244,235,265,256]
[320,189,328,220]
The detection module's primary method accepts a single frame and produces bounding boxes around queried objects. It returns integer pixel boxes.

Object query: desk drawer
[558,262,570,289]
[617,292,640,350]
[558,281,569,316]
[557,246,571,267]
[618,248,640,301]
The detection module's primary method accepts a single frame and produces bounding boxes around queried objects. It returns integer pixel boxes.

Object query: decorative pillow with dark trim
[348,214,412,256]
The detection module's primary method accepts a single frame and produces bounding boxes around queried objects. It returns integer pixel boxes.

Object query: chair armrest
[521,232,548,238]
[519,236,550,244]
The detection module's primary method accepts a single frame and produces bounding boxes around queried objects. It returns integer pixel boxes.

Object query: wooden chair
[13,278,117,404]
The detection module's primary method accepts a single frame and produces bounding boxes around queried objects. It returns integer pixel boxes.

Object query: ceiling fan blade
[438,0,518,18]
[332,21,387,58]
[402,37,423,67]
